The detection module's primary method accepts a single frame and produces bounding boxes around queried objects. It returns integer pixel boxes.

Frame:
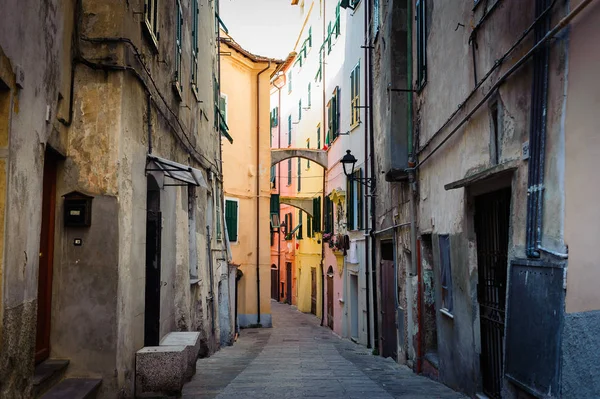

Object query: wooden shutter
[357,169,363,229]
[313,197,321,233]
[307,215,313,237]
[225,200,238,242]
[297,158,301,191]
[297,211,303,239]
[288,115,292,145]
[270,194,280,214]
[287,159,292,185]
[347,176,354,231]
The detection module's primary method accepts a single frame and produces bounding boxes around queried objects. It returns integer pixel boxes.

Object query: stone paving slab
[182,301,465,399]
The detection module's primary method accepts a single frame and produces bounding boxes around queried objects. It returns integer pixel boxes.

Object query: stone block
[135,345,187,397]
[160,332,201,379]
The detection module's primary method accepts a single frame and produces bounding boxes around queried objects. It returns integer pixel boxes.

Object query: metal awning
[146,154,208,188]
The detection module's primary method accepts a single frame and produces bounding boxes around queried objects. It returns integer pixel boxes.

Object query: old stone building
[0,0,231,397]
[371,0,600,398]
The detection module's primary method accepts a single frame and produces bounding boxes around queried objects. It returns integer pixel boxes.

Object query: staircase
[33,359,102,399]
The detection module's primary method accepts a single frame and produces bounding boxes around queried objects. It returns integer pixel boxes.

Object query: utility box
[63,191,93,227]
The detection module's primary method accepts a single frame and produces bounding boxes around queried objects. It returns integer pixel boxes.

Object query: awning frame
[146,154,208,189]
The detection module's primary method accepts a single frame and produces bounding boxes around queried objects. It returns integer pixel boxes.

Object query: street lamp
[340,150,375,188]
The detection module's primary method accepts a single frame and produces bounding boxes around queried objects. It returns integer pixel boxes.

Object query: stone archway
[270,148,328,169]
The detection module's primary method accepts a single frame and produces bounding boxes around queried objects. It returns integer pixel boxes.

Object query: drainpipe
[363,0,372,349]
[256,60,272,325]
[277,86,282,300]
[367,0,379,352]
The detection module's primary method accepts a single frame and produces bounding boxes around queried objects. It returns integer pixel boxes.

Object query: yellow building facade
[220,34,280,327]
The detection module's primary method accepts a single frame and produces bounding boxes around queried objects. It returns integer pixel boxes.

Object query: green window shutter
[288,115,292,146]
[287,159,292,185]
[270,194,280,214]
[288,71,293,93]
[357,169,363,229]
[225,200,238,242]
[347,176,354,231]
[324,196,332,234]
[299,99,302,121]
[306,140,310,168]
[335,4,341,36]
[297,211,303,239]
[308,26,312,47]
[327,22,332,54]
[317,126,321,148]
[308,83,311,107]
[297,157,301,192]
[313,197,321,233]
[219,95,227,123]
[307,215,313,237]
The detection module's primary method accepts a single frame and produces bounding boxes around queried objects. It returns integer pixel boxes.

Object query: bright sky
[219,0,303,60]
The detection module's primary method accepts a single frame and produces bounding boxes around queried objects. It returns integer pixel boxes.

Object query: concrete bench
[135,346,187,398]
[160,332,201,379]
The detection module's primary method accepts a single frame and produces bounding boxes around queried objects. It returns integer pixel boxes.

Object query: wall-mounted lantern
[340,150,376,188]
[63,191,94,227]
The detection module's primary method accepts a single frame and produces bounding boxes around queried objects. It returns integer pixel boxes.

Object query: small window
[307,215,313,238]
[297,157,302,192]
[144,0,160,49]
[284,213,293,240]
[287,159,292,186]
[350,62,360,128]
[191,0,199,89]
[439,234,453,313]
[288,115,292,146]
[416,0,427,89]
[174,1,183,89]
[225,199,238,242]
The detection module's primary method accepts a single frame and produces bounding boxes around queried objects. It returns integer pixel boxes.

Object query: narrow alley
[182,301,464,399]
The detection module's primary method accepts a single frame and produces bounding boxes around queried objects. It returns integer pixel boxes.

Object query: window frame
[350,62,361,128]
[287,159,292,186]
[191,0,199,94]
[288,115,292,146]
[297,157,302,192]
[224,198,239,243]
[219,93,228,124]
[174,0,183,98]
[416,0,427,90]
[143,0,160,52]
[439,234,454,314]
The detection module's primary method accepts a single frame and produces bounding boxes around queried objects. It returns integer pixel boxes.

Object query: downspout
[363,0,372,349]
[320,0,327,327]
[256,60,272,324]
[277,85,282,301]
[367,0,379,352]
[207,227,216,333]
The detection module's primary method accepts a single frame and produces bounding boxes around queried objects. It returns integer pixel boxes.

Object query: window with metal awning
[218,109,233,144]
[145,154,209,188]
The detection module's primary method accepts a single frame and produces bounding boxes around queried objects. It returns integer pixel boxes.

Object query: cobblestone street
[183,302,465,398]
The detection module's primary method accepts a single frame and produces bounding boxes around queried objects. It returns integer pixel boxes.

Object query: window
[350,62,360,127]
[297,158,302,192]
[307,215,313,238]
[298,99,302,121]
[324,196,333,234]
[297,211,303,239]
[346,169,363,230]
[284,213,293,240]
[315,50,322,82]
[174,1,183,91]
[288,115,292,146]
[439,234,453,313]
[191,0,199,89]
[306,139,311,169]
[271,107,279,127]
[288,71,293,93]
[144,0,160,49]
[287,159,292,186]
[327,87,340,144]
[219,94,227,124]
[270,165,276,189]
[313,197,321,233]
[317,125,321,149]
[225,199,238,242]
[416,0,427,89]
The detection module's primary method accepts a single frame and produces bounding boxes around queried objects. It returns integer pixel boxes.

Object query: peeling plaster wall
[413,0,569,396]
[0,0,66,396]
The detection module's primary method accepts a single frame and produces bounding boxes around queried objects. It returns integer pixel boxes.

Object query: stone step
[136,345,187,398]
[33,359,70,398]
[39,378,102,399]
[160,332,201,379]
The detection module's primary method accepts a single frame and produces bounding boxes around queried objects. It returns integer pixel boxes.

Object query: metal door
[475,188,511,399]
[35,150,58,364]
[286,262,292,304]
[311,268,317,315]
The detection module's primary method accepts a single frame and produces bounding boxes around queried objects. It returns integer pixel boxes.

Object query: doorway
[350,274,359,340]
[271,265,278,300]
[35,149,59,364]
[475,187,511,399]
[380,240,397,360]
[285,262,292,305]
[144,175,162,346]
[326,266,334,330]
[310,267,317,315]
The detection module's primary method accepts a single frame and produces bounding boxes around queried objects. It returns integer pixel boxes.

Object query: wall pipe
[367,0,379,352]
[417,0,594,169]
[363,0,372,348]
[320,0,327,328]
[256,60,272,324]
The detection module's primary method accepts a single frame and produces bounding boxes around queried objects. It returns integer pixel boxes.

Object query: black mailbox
[63,191,93,227]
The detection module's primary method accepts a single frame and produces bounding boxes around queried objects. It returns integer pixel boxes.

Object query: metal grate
[475,188,511,399]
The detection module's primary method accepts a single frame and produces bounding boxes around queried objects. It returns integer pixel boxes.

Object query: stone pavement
[182,301,465,399]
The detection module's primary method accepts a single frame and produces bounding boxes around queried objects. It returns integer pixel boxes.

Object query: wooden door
[310,268,317,315]
[144,179,161,346]
[286,263,292,304]
[271,267,278,300]
[327,268,334,330]
[35,150,58,364]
